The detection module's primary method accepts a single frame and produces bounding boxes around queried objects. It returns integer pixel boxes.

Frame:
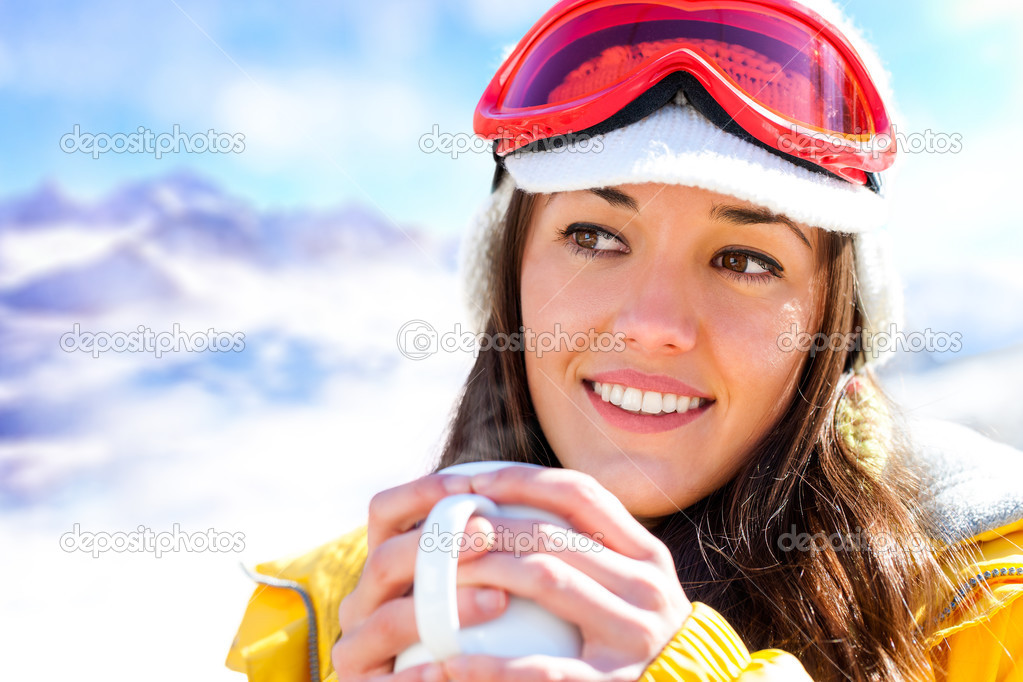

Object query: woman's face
[520,183,820,520]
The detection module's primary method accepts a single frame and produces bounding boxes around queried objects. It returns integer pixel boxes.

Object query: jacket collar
[908,417,1023,545]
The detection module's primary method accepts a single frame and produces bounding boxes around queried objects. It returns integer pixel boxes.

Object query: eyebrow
[545,189,811,249]
[711,204,811,249]
[545,187,640,213]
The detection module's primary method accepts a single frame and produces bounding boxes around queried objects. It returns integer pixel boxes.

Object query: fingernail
[443,475,470,494]
[475,587,504,611]
[471,472,496,489]
[444,657,467,679]
[422,662,446,682]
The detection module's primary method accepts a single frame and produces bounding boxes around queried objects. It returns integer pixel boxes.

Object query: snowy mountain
[0,172,466,507]
[0,172,451,275]
[2,242,181,314]
[0,180,91,229]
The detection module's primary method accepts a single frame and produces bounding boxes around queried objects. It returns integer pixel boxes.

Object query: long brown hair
[436,187,965,681]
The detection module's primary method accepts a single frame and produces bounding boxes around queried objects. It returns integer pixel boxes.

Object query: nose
[613,256,699,355]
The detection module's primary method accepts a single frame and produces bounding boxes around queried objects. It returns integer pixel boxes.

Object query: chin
[609,484,694,521]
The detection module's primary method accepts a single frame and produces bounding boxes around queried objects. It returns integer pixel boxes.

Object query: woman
[226,1,1023,680]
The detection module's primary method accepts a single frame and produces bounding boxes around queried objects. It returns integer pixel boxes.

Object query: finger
[356,661,448,682]
[347,516,496,625]
[469,467,668,563]
[444,654,602,682]
[455,551,646,648]
[481,514,674,612]
[367,474,475,553]
[333,587,508,678]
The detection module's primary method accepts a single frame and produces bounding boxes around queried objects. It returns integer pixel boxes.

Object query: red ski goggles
[474,0,895,191]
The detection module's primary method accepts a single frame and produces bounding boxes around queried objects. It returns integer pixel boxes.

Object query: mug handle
[415,493,500,661]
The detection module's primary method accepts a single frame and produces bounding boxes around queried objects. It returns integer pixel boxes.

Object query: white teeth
[590,381,708,415]
[640,391,662,414]
[621,387,643,412]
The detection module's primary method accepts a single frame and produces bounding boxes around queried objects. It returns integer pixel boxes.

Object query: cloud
[461,0,556,34]
[0,40,11,88]
[944,0,1023,24]
[345,0,439,65]
[210,67,433,178]
[934,0,1023,91]
[0,1,228,99]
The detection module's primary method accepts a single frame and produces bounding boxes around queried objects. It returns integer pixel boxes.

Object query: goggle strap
[490,146,505,192]
[865,172,883,195]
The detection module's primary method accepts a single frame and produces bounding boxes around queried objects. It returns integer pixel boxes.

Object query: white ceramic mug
[393,461,583,671]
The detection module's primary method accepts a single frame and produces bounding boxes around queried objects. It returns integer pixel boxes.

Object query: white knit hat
[459,0,904,366]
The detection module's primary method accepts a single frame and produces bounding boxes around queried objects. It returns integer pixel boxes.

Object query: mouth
[584,379,715,434]
[589,380,710,415]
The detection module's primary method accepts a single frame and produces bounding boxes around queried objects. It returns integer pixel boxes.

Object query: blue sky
[1,0,1021,251]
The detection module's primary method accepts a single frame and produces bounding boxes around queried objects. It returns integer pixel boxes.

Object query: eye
[556,223,628,257]
[713,249,783,280]
[723,252,766,274]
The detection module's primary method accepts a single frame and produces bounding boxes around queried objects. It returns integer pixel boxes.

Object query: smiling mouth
[588,380,712,416]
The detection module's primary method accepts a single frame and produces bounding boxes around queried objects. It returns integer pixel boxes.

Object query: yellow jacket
[224,517,1023,682]
[226,420,1023,681]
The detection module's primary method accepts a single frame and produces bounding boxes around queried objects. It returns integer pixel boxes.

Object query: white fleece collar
[907,418,1023,544]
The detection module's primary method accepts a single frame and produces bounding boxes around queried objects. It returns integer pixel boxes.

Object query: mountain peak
[0,178,83,228]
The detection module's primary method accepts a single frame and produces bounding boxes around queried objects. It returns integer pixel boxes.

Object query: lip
[589,368,712,399]
[585,383,712,434]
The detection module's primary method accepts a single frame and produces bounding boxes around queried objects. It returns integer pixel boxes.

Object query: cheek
[520,246,583,447]
[520,247,608,337]
[519,241,620,441]
[709,292,811,421]
[726,299,806,366]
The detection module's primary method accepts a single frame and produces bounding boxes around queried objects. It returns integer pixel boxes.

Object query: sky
[0,0,1021,249]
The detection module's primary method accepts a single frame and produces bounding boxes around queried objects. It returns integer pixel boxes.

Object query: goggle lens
[500,3,874,139]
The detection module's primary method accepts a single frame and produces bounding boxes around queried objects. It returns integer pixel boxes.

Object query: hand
[331,473,510,682]
[442,466,692,682]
